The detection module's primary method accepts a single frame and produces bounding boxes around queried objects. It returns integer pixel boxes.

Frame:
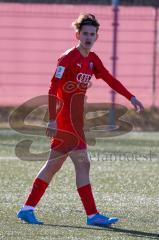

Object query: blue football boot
[17,209,43,224]
[87,213,119,227]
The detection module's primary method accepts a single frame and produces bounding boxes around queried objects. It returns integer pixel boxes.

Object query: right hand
[46,120,57,138]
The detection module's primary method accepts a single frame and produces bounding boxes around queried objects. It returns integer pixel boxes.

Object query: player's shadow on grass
[44,223,159,239]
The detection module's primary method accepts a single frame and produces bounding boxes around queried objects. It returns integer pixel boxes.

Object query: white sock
[21,205,35,211]
[87,213,97,219]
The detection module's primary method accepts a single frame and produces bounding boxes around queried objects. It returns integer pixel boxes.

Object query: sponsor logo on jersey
[76,73,92,84]
[63,81,77,93]
[63,80,92,93]
[55,66,65,79]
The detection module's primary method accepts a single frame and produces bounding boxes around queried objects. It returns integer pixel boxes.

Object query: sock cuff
[33,178,48,189]
[77,183,91,194]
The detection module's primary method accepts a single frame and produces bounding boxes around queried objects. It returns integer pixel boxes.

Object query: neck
[76,43,90,57]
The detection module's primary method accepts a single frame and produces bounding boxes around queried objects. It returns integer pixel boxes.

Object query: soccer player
[17,13,144,226]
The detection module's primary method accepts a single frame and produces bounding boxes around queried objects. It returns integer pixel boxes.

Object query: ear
[76,31,80,40]
[96,33,99,41]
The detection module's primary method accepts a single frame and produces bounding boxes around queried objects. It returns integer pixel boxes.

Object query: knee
[74,157,90,171]
[46,158,63,173]
[70,150,90,171]
[46,150,67,174]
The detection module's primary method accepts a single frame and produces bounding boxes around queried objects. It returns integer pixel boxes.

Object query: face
[76,25,98,50]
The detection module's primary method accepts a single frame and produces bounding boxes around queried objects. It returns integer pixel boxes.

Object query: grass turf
[0,129,159,240]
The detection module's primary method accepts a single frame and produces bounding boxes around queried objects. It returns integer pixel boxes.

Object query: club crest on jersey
[55,66,65,79]
[89,62,93,70]
[76,73,92,84]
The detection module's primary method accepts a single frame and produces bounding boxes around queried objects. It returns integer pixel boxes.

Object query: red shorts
[51,118,87,153]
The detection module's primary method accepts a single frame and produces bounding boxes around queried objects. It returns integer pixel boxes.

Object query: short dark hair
[72,13,100,32]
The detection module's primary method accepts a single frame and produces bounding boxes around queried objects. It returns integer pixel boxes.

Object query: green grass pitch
[0,129,159,240]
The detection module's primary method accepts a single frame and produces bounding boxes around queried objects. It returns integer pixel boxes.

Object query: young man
[17,13,144,226]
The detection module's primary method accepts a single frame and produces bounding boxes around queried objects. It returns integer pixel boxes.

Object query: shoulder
[90,51,101,63]
[89,52,103,68]
[58,47,77,65]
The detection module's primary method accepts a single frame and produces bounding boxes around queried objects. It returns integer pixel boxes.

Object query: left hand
[46,120,57,138]
[130,96,144,113]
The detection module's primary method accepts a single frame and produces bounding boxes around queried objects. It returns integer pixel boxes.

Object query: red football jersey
[48,47,134,151]
[48,46,133,123]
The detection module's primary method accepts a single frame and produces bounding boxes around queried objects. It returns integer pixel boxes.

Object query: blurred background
[0,0,159,129]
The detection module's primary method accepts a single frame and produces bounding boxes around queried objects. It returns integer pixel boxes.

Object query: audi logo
[76,73,92,84]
